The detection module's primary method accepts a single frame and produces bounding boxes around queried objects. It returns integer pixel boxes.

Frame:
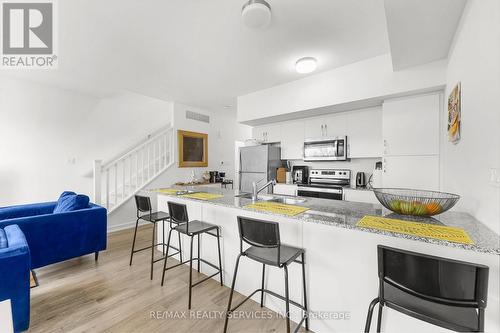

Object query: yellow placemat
[179,192,224,201]
[357,216,474,245]
[156,188,181,194]
[245,202,309,216]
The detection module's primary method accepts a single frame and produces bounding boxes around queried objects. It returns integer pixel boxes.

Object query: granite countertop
[150,186,500,255]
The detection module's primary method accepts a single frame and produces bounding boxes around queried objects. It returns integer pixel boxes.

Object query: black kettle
[356,172,366,188]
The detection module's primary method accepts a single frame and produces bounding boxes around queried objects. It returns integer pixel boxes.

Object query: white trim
[107,219,146,233]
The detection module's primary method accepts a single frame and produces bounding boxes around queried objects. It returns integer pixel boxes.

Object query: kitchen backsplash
[288,158,381,188]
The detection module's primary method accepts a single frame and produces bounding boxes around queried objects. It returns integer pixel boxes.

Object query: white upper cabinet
[304,113,348,139]
[382,94,440,156]
[252,124,281,143]
[382,155,440,191]
[324,113,348,137]
[304,117,326,139]
[347,107,383,158]
[281,121,304,160]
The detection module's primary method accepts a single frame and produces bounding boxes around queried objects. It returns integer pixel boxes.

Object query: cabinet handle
[325,124,327,137]
[320,124,324,137]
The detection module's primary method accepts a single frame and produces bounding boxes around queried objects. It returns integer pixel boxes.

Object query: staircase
[93,125,174,213]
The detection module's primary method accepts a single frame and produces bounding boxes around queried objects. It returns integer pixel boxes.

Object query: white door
[382,93,440,156]
[252,126,266,142]
[304,117,326,139]
[265,124,282,143]
[347,107,383,158]
[324,112,348,137]
[252,124,281,143]
[382,155,439,191]
[281,121,304,160]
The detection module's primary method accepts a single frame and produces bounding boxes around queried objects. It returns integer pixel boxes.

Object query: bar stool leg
[284,264,291,333]
[216,228,223,286]
[177,229,183,262]
[301,253,309,331]
[150,222,156,280]
[162,220,166,254]
[188,235,195,309]
[224,254,242,333]
[376,303,383,332]
[129,218,140,266]
[364,298,379,332]
[161,228,173,286]
[197,234,201,272]
[260,263,265,307]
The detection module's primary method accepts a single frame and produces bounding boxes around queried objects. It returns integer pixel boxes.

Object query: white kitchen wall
[237,54,447,124]
[0,76,173,208]
[289,158,381,188]
[171,102,252,183]
[442,0,500,234]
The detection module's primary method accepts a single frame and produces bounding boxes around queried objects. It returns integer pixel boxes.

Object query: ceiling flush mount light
[241,0,272,29]
[295,57,318,74]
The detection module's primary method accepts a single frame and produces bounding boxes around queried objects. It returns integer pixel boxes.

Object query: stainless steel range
[297,168,351,200]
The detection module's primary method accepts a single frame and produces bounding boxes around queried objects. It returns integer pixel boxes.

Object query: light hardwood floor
[29,225,306,333]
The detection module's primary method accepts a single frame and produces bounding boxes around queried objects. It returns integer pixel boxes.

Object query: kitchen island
[154,186,500,333]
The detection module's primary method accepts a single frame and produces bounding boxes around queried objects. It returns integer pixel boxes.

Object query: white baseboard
[107,220,147,233]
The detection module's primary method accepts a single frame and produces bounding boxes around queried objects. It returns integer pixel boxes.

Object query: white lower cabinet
[273,184,298,196]
[343,188,379,204]
[382,155,439,191]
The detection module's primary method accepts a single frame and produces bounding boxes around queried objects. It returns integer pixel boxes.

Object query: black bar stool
[365,245,489,332]
[129,195,182,280]
[224,216,309,333]
[161,201,223,309]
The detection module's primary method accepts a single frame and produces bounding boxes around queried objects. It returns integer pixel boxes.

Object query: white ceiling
[3,0,465,112]
[385,0,467,70]
[4,0,390,110]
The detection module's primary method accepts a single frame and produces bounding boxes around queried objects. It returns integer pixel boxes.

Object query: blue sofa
[0,225,31,332]
[0,201,107,269]
[0,200,106,332]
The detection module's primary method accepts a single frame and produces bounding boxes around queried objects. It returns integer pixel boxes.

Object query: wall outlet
[67,157,77,165]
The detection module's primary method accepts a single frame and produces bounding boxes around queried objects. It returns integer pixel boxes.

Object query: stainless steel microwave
[303,136,347,161]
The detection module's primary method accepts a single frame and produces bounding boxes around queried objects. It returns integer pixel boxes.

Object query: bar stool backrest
[378,245,489,331]
[168,201,189,227]
[237,216,280,264]
[135,195,152,217]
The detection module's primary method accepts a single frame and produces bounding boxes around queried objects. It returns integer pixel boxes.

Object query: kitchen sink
[270,197,307,205]
[235,193,307,204]
[234,193,276,201]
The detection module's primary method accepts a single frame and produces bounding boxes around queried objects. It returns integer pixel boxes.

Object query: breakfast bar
[154,187,500,333]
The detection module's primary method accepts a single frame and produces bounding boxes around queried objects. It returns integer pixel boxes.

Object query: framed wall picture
[178,130,208,167]
[448,82,461,144]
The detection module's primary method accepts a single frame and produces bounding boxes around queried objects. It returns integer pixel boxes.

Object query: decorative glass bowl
[373,188,460,217]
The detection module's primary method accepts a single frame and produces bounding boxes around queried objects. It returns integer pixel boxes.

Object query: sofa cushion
[0,229,7,249]
[53,192,90,213]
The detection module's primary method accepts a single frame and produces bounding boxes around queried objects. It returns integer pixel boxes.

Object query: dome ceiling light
[295,57,318,74]
[241,0,272,29]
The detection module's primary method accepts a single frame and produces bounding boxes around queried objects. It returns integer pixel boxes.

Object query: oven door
[303,136,347,161]
[297,186,343,200]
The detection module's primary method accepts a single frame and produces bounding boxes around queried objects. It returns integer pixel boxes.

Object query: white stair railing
[93,125,174,213]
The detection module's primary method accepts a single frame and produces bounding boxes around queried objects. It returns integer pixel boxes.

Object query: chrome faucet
[252,179,276,202]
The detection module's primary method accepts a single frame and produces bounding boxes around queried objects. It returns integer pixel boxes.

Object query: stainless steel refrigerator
[239,145,282,193]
